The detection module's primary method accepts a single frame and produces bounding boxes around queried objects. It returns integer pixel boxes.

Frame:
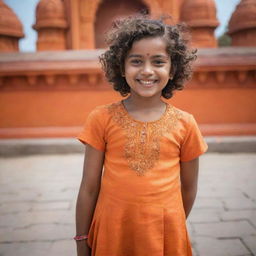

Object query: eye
[130,59,142,65]
[153,60,166,66]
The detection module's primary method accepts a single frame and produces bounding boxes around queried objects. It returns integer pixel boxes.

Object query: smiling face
[124,36,171,99]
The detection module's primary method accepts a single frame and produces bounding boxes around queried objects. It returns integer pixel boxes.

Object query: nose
[141,62,154,76]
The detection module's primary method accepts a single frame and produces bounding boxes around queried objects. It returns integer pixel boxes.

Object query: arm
[180,157,199,219]
[76,144,105,256]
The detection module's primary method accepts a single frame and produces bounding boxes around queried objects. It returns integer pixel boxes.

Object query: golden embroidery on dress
[107,102,181,176]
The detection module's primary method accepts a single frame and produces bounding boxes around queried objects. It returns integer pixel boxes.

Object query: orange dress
[78,101,208,256]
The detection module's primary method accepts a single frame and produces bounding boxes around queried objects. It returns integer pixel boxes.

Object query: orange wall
[172,89,256,124]
[1,88,255,133]
[0,48,255,138]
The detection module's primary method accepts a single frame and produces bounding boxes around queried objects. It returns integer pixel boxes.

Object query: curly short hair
[99,15,197,99]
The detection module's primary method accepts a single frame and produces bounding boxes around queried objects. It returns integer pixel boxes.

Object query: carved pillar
[33,0,68,51]
[79,14,95,49]
[79,0,99,49]
[141,0,161,18]
[161,0,184,23]
[180,0,219,48]
[0,0,24,52]
[228,0,256,46]
[64,0,80,49]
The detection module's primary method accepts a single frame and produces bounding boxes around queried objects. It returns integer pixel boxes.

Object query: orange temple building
[0,0,256,138]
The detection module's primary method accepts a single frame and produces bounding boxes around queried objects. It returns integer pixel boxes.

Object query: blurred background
[4,0,240,52]
[0,0,255,137]
[0,0,255,255]
[0,0,256,138]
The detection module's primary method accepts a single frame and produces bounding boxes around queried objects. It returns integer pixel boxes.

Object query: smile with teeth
[137,79,158,85]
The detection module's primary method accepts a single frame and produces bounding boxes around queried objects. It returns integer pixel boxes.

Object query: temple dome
[33,0,68,29]
[0,0,24,38]
[228,0,256,34]
[180,0,219,28]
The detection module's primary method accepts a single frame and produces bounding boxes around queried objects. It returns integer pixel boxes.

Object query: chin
[137,92,161,98]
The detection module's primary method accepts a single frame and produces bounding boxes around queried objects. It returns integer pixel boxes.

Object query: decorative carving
[1,69,256,92]
[45,75,55,85]
[180,0,219,48]
[0,0,24,52]
[0,49,255,92]
[215,71,226,83]
[33,0,68,50]
[27,75,37,86]
[68,74,79,84]
[228,0,256,46]
[197,72,208,83]
[87,74,98,85]
[237,71,248,83]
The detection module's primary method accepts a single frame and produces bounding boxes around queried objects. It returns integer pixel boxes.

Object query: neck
[125,92,164,110]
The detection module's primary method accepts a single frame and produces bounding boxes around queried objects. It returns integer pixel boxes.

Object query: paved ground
[0,153,255,256]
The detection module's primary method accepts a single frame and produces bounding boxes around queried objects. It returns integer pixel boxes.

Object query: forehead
[128,37,168,56]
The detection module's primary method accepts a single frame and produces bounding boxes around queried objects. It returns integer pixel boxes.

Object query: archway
[94,0,149,48]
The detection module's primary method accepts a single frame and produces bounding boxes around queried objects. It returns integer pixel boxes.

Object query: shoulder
[88,104,108,116]
[86,101,122,122]
[167,105,202,143]
[88,101,118,116]
[168,105,194,127]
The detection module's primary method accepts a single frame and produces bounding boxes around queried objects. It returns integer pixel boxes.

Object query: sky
[5,0,241,52]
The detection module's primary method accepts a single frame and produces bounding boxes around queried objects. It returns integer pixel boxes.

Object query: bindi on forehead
[140,52,168,56]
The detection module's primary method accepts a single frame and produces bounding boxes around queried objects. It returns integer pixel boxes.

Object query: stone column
[79,0,96,49]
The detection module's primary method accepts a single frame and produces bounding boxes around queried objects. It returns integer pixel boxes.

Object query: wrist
[74,234,88,241]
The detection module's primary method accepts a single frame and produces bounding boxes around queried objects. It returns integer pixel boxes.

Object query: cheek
[124,66,137,77]
[160,67,171,78]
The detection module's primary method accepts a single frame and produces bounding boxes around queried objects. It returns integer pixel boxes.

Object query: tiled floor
[0,153,255,256]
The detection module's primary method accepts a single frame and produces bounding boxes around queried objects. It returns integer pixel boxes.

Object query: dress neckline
[119,100,171,124]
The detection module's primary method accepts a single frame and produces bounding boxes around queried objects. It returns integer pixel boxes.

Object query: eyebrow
[127,54,142,58]
[127,54,169,59]
[152,55,169,59]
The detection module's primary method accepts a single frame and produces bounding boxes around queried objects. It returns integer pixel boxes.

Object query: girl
[75,16,208,256]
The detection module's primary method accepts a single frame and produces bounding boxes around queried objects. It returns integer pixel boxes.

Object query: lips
[136,79,158,87]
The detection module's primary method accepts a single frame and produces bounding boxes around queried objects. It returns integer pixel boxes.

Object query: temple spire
[180,0,219,48]
[33,0,68,50]
[228,0,256,46]
[0,0,24,52]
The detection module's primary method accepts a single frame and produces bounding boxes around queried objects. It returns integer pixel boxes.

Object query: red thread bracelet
[74,235,88,241]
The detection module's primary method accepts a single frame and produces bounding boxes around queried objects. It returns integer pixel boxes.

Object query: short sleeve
[77,107,106,152]
[180,114,208,162]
